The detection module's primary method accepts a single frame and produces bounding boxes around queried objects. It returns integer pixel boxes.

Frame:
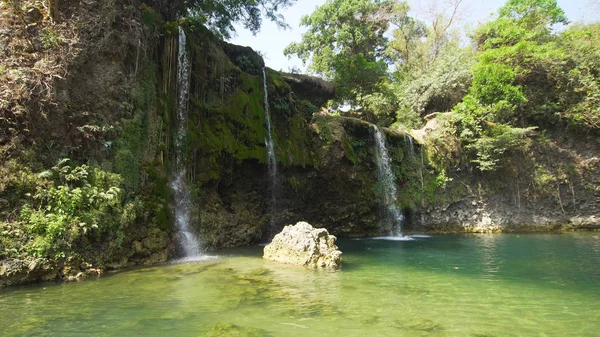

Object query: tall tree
[385,2,428,71]
[48,0,59,23]
[475,0,568,48]
[284,0,398,106]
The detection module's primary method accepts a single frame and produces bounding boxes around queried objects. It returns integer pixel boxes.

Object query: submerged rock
[202,322,270,337]
[263,222,342,269]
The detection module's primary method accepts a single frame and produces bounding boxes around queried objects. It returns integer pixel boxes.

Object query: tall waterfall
[262,68,277,229]
[373,126,404,236]
[172,27,201,259]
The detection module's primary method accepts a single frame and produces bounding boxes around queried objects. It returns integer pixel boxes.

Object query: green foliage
[17,160,125,258]
[458,0,599,134]
[114,65,156,192]
[40,29,61,49]
[385,1,428,71]
[465,124,536,171]
[361,81,398,125]
[475,0,568,48]
[555,23,600,129]
[395,47,474,119]
[141,4,164,31]
[342,135,357,164]
[533,165,556,194]
[284,0,396,106]
[193,74,267,181]
[330,54,388,107]
[420,114,464,172]
[0,160,44,221]
[153,0,296,39]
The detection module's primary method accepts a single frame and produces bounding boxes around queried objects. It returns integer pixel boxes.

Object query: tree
[385,2,428,71]
[284,0,398,106]
[449,0,575,171]
[146,0,296,39]
[423,0,465,62]
[386,0,464,73]
[475,0,568,48]
[457,0,570,125]
[48,0,59,23]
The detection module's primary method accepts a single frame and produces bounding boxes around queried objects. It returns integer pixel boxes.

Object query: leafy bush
[556,23,600,130]
[17,159,125,258]
[465,124,536,171]
[40,29,61,49]
[397,47,474,117]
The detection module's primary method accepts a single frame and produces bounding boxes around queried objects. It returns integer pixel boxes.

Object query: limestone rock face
[0,258,59,288]
[263,222,342,269]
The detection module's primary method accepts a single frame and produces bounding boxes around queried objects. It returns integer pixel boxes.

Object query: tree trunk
[48,0,59,23]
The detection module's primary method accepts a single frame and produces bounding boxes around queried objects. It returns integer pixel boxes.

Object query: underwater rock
[202,322,271,337]
[263,221,342,269]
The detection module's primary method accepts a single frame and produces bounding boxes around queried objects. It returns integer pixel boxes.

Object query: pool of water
[1,233,600,336]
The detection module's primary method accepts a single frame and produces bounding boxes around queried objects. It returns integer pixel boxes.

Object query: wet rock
[0,258,58,288]
[263,221,342,269]
[105,257,129,270]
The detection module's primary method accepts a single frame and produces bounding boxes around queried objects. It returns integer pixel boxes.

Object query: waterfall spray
[372,126,404,236]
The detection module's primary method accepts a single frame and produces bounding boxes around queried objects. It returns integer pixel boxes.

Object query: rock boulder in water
[263,222,342,269]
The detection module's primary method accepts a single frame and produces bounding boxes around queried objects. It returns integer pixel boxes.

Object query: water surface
[1,233,599,336]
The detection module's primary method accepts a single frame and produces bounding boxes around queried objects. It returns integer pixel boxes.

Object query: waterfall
[404,134,414,153]
[172,26,201,259]
[373,126,404,236]
[262,68,277,229]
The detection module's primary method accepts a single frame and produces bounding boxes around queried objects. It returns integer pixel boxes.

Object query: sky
[229,0,600,73]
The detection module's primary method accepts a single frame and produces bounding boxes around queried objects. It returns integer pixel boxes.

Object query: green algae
[202,322,272,337]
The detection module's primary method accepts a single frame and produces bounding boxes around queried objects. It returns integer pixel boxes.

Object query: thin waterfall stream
[262,68,277,230]
[372,126,404,237]
[172,27,201,259]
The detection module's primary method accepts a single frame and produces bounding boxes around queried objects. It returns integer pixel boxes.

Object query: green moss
[141,4,163,31]
[267,69,291,94]
[164,21,179,36]
[113,65,157,192]
[277,114,313,167]
[296,99,319,120]
[342,135,357,164]
[313,115,335,145]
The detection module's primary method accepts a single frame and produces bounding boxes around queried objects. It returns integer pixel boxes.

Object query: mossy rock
[279,72,335,107]
[220,42,265,76]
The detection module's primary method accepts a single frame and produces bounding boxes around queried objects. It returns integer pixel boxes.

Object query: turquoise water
[1,233,600,336]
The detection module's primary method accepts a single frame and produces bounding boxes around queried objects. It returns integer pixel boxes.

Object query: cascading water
[404,134,414,153]
[373,126,404,237]
[172,26,201,259]
[262,68,277,229]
